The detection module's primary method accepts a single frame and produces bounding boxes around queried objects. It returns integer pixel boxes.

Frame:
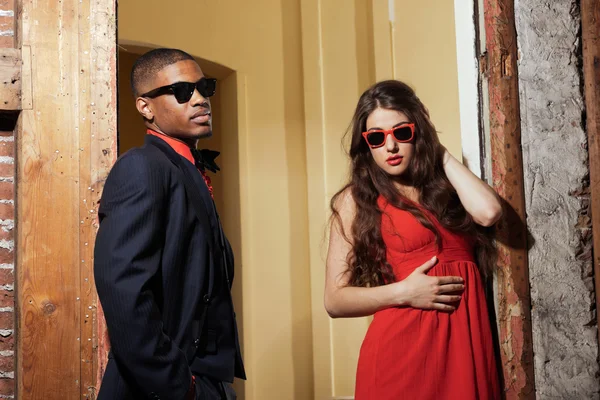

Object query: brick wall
[0,0,15,398]
[0,0,14,48]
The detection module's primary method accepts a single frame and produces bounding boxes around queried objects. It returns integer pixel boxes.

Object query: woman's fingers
[435,295,462,304]
[431,303,456,312]
[437,284,465,294]
[415,256,438,273]
[437,276,464,285]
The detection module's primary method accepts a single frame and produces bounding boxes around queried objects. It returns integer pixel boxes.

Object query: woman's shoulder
[334,186,389,210]
[332,186,357,216]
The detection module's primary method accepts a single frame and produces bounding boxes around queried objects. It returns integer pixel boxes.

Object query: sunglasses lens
[197,78,217,98]
[393,126,413,142]
[172,83,195,103]
[366,131,385,147]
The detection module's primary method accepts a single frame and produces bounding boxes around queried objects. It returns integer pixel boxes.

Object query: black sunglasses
[141,77,217,104]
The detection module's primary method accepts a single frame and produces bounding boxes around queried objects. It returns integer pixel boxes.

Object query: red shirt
[147,129,214,198]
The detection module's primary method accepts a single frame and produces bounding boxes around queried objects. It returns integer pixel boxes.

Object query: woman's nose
[385,133,398,151]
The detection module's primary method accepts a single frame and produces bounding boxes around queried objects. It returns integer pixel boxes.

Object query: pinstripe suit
[94,134,245,400]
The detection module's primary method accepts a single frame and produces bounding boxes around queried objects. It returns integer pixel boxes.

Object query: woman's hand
[397,256,465,311]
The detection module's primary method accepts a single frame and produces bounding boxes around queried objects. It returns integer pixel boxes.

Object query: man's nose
[190,88,209,107]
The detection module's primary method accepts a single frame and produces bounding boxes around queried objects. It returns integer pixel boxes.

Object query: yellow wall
[118,51,145,153]
[393,1,463,158]
[118,1,463,399]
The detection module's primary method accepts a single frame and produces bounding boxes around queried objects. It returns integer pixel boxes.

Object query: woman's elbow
[477,204,503,227]
[326,308,342,319]
[324,293,342,318]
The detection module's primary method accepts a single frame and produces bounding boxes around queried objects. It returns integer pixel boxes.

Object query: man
[94,48,245,400]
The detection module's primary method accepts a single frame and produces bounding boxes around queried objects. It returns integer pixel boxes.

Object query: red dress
[355,196,500,400]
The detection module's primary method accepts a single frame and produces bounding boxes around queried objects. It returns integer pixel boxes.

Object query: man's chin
[193,126,212,139]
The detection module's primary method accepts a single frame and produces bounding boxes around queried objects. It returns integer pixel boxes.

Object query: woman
[325,80,502,399]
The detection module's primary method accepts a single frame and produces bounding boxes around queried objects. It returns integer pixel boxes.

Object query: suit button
[203,294,210,303]
[194,338,200,346]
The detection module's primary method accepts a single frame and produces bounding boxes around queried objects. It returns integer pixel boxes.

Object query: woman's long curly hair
[331,80,496,287]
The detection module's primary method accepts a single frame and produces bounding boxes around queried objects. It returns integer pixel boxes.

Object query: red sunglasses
[362,123,415,148]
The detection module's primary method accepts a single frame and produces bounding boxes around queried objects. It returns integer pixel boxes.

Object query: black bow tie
[190,148,220,173]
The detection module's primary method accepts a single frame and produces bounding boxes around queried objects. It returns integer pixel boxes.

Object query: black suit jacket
[94,134,245,400]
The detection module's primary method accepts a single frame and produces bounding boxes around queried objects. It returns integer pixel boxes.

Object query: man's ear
[136,97,154,121]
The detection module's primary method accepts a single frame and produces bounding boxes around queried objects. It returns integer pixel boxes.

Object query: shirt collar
[146,129,195,165]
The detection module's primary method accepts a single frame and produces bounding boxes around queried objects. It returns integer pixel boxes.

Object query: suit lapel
[180,159,219,232]
[145,135,216,244]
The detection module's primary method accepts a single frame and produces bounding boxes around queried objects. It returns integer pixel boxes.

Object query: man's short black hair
[130,48,196,97]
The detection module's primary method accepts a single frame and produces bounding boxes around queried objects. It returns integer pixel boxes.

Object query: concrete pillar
[515,0,600,397]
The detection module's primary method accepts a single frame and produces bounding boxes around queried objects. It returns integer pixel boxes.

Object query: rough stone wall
[514,0,600,398]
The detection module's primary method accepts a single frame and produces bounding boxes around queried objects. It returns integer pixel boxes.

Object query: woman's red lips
[386,155,403,166]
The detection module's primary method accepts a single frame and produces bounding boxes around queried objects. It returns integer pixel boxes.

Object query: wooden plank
[78,0,94,397]
[482,0,536,398]
[0,48,21,111]
[16,0,117,398]
[89,0,117,394]
[581,0,600,349]
[17,0,82,397]
[21,45,32,110]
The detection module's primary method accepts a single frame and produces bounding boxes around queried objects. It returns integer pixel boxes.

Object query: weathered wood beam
[16,0,117,398]
[482,0,536,398]
[89,0,118,393]
[581,0,600,349]
[0,48,21,112]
